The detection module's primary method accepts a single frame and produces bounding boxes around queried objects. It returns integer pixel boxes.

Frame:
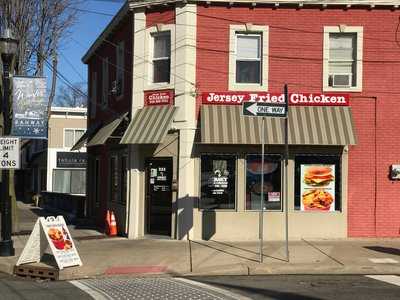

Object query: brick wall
[196,5,400,237]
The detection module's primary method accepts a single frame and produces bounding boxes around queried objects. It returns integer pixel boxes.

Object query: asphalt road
[0,273,399,299]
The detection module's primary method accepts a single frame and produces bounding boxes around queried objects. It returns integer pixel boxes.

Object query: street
[0,273,399,300]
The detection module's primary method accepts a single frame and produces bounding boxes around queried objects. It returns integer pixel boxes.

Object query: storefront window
[294,155,341,212]
[200,155,236,210]
[246,155,282,211]
[53,169,86,194]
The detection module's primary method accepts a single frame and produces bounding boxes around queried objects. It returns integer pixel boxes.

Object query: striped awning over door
[120,106,177,144]
[86,112,128,147]
[201,105,357,145]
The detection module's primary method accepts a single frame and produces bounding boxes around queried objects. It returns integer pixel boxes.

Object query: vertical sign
[12,76,48,139]
[0,138,20,169]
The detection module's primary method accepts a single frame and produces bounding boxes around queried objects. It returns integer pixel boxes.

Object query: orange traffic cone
[109,211,118,236]
[105,210,111,234]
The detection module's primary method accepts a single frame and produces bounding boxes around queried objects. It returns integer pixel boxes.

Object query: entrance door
[146,158,173,236]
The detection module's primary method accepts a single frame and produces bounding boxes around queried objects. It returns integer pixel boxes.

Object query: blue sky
[45,0,124,96]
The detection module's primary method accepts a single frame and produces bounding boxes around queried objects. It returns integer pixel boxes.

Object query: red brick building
[77,0,400,240]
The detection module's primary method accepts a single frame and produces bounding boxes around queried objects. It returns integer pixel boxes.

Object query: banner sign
[12,76,48,139]
[57,152,87,168]
[202,92,349,106]
[300,164,336,212]
[144,89,174,106]
[16,216,82,270]
[0,138,20,169]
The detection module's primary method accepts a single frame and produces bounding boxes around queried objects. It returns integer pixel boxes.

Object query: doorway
[145,157,173,236]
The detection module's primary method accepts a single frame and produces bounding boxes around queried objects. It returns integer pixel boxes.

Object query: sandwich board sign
[16,216,82,270]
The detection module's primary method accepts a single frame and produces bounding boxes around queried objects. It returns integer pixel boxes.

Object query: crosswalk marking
[175,278,253,300]
[366,275,400,287]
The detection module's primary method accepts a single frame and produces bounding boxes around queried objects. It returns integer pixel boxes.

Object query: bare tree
[0,0,82,232]
[55,82,87,107]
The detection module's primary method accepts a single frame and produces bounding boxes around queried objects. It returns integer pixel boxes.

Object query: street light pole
[0,28,18,257]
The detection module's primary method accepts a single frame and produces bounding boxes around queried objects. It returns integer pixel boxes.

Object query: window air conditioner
[331,73,352,88]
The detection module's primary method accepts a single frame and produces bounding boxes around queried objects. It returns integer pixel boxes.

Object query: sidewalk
[1,201,399,279]
[1,235,400,279]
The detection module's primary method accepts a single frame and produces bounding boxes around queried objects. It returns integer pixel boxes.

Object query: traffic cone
[109,211,118,236]
[105,210,111,234]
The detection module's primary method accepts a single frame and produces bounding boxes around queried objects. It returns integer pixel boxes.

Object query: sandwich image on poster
[300,164,335,211]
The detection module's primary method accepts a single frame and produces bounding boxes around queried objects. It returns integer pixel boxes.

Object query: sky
[45,0,124,99]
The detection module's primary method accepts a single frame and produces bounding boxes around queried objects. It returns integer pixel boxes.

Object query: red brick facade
[196,6,400,237]
[87,13,133,228]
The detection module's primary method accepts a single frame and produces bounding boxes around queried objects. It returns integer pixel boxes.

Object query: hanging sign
[144,89,174,106]
[0,137,20,169]
[11,76,48,139]
[202,92,349,106]
[16,216,82,269]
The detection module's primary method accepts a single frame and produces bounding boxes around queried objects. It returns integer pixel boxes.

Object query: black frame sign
[57,152,87,168]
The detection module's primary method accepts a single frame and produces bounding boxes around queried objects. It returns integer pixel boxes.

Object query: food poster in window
[246,155,281,210]
[201,156,236,209]
[209,160,229,196]
[300,164,335,211]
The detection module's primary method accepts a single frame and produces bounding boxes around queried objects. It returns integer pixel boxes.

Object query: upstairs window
[229,25,268,91]
[152,32,171,83]
[115,41,124,97]
[236,34,262,84]
[324,26,363,91]
[101,57,109,108]
[64,129,85,148]
[90,71,97,118]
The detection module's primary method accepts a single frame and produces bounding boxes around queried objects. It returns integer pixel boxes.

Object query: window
[246,155,282,211]
[102,57,109,107]
[152,32,171,83]
[90,71,97,118]
[116,41,124,97]
[229,25,268,91]
[200,155,236,210]
[236,34,261,84]
[64,129,85,148]
[323,26,363,91]
[294,155,341,212]
[110,156,119,202]
[121,155,127,204]
[53,169,86,194]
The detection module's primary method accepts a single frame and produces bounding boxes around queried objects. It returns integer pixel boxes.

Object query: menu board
[300,164,335,212]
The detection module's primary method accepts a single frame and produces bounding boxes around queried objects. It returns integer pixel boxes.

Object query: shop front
[186,92,357,241]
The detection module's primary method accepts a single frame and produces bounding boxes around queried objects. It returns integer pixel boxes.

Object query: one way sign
[242,102,287,118]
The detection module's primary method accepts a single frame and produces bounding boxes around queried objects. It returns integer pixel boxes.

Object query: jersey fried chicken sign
[202,92,349,106]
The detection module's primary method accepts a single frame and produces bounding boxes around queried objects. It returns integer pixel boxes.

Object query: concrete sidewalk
[1,234,399,280]
[1,201,399,279]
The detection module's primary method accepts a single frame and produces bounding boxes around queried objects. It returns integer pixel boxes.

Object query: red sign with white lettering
[144,89,174,106]
[201,92,349,106]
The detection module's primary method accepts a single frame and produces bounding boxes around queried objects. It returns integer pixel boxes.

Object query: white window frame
[90,71,97,118]
[229,24,269,91]
[116,41,125,100]
[144,24,175,91]
[323,26,363,92]
[101,57,109,108]
[63,128,86,148]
